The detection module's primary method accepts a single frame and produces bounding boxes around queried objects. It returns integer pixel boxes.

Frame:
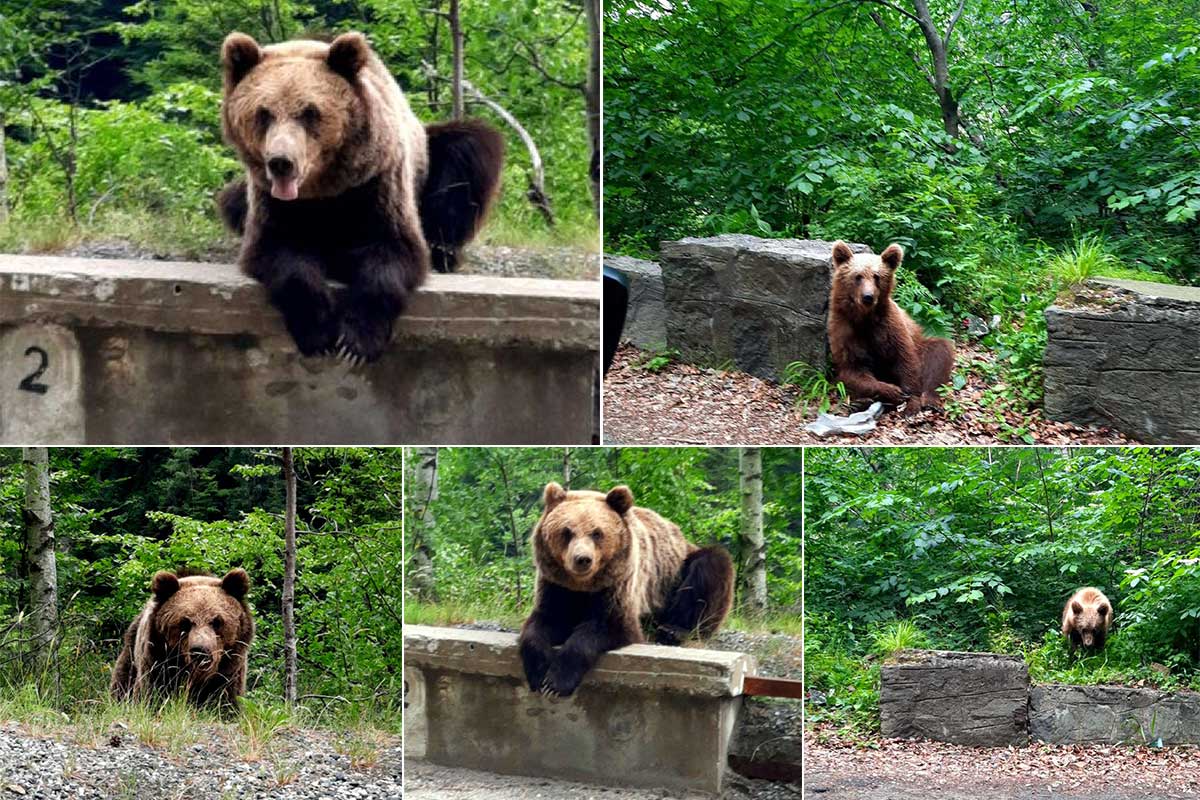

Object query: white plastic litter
[804,402,884,437]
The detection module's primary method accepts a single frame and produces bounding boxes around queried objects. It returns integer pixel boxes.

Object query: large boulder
[605,254,667,351]
[659,235,869,381]
[880,650,1029,747]
[1044,278,1200,443]
[1030,684,1200,745]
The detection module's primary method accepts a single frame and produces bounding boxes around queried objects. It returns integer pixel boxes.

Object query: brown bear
[828,240,955,416]
[1061,586,1112,656]
[518,483,734,698]
[217,31,504,363]
[111,569,255,708]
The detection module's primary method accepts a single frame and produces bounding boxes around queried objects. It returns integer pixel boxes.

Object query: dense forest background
[806,447,1200,733]
[0,447,403,730]
[0,0,597,256]
[606,0,1200,416]
[404,446,802,632]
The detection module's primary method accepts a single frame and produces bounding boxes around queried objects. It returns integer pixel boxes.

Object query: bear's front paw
[874,384,907,405]
[542,662,585,698]
[288,314,340,358]
[335,314,394,365]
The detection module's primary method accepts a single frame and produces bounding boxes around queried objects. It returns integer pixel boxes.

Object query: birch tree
[22,447,57,663]
[282,447,298,705]
[739,448,767,615]
[408,447,439,600]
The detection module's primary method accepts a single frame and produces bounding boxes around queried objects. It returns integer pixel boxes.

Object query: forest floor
[0,718,401,799]
[603,344,1133,445]
[54,239,599,282]
[804,728,1200,799]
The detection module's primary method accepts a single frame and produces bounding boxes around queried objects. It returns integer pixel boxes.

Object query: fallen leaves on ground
[603,344,1132,445]
[806,726,1200,797]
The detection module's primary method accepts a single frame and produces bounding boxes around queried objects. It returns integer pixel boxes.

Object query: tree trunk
[563,447,572,489]
[449,0,464,120]
[739,448,767,616]
[584,0,601,217]
[408,447,439,601]
[0,112,9,223]
[282,447,298,706]
[22,447,57,664]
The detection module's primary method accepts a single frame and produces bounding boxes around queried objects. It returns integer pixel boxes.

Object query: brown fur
[111,569,254,708]
[1061,586,1112,655]
[828,240,955,416]
[518,483,734,697]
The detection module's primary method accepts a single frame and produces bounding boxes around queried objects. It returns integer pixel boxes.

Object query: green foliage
[781,361,847,415]
[806,448,1200,733]
[631,348,680,373]
[1047,233,1123,289]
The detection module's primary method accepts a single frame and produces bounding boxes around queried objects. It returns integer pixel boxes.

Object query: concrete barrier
[603,254,666,351]
[880,650,1030,746]
[658,235,869,381]
[0,255,598,444]
[1044,278,1200,443]
[403,625,756,794]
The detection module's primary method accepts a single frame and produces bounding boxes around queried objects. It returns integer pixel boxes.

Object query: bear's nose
[189,645,213,662]
[267,156,295,178]
[573,554,593,570]
[861,292,875,305]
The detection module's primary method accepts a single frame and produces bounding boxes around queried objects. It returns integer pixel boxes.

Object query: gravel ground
[603,343,1132,446]
[0,721,401,800]
[805,728,1200,799]
[58,239,598,282]
[406,760,799,800]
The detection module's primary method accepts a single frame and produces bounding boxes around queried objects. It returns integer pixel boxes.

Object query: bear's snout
[860,290,876,306]
[267,156,296,178]
[565,538,599,577]
[573,553,593,570]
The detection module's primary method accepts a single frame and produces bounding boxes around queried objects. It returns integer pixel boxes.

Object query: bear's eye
[179,618,192,633]
[854,274,862,283]
[591,529,603,541]
[560,527,573,543]
[211,617,224,632]
[300,105,321,126]
[255,107,273,130]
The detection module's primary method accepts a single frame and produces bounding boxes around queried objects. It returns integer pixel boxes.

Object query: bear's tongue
[270,176,299,201]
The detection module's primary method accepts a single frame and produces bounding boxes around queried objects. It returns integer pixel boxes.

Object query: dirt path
[805,730,1200,799]
[0,720,401,799]
[603,344,1132,445]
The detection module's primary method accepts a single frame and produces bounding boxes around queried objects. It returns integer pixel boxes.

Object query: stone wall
[1030,684,1200,745]
[880,650,1030,746]
[881,649,1200,747]
[658,235,869,381]
[1044,278,1200,443]
[0,255,598,444]
[404,625,756,794]
[604,254,666,351]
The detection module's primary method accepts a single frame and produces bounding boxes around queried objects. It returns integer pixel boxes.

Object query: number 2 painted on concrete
[19,346,49,395]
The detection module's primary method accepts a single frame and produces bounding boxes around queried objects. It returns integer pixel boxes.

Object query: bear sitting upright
[111,569,255,708]
[518,483,734,698]
[827,240,955,416]
[218,31,504,363]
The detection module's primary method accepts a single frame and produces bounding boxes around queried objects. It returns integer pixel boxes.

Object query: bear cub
[518,483,734,698]
[1061,586,1112,656]
[828,240,955,416]
[218,31,504,363]
[111,569,255,708]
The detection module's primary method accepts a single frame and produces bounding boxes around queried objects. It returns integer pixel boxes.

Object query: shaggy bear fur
[828,240,955,415]
[218,31,503,363]
[111,569,254,708]
[1062,586,1112,656]
[518,483,734,698]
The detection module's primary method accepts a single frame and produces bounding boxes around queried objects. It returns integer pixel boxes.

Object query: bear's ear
[221,568,251,600]
[151,571,180,603]
[328,31,369,81]
[831,240,855,268]
[543,482,567,511]
[880,243,904,272]
[1071,600,1083,616]
[222,32,262,88]
[605,486,635,515]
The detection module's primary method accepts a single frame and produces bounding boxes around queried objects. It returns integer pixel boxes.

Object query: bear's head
[149,569,253,683]
[831,240,903,316]
[532,482,634,592]
[221,31,376,201]
[1069,592,1111,649]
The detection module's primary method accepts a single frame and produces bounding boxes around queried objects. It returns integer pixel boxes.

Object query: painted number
[18,346,49,395]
